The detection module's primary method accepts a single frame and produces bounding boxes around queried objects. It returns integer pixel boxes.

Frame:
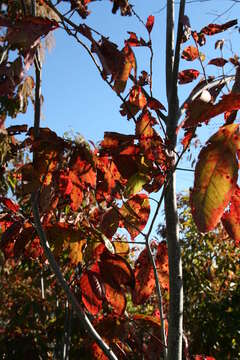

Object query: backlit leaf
[146,15,154,34]
[80,264,103,315]
[191,125,240,232]
[132,247,155,305]
[124,172,149,197]
[104,283,126,315]
[120,194,150,239]
[100,249,135,289]
[114,44,136,93]
[156,242,169,291]
[222,186,240,245]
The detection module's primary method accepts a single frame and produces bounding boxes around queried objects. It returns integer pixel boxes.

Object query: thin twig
[31,193,118,360]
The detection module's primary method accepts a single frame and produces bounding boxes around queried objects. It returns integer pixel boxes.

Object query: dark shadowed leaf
[208,58,228,67]
[178,69,200,84]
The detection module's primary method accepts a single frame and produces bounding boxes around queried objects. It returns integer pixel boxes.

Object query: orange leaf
[181,46,199,61]
[114,44,136,93]
[147,97,166,111]
[183,93,240,129]
[191,125,240,232]
[125,32,147,47]
[129,85,147,109]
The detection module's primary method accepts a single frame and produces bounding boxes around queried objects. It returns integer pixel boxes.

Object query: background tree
[159,194,240,359]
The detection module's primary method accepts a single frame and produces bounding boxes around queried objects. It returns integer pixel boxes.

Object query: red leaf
[132,247,155,305]
[178,69,200,84]
[194,356,216,360]
[208,58,228,67]
[156,242,169,291]
[146,15,154,34]
[200,19,237,35]
[183,93,240,129]
[0,197,19,213]
[148,97,166,111]
[125,32,147,47]
[104,283,126,315]
[222,186,240,245]
[69,149,96,210]
[80,264,103,315]
[0,15,58,50]
[120,194,150,239]
[181,46,199,61]
[100,249,135,289]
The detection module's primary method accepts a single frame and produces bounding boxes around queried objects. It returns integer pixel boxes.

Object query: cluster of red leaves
[178,19,237,84]
[79,244,135,315]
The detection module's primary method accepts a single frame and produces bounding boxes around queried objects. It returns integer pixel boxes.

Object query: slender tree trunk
[165,0,185,358]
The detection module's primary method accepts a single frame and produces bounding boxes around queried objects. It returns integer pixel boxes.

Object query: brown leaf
[208,58,228,67]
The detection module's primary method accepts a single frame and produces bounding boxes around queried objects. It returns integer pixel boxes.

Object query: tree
[159,194,240,359]
[0,1,239,359]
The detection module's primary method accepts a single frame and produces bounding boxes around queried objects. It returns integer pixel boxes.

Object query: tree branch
[31,192,118,360]
[166,1,175,103]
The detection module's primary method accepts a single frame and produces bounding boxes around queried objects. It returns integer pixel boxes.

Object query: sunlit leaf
[191,125,240,232]
[114,44,136,93]
[181,46,199,61]
[222,186,240,245]
[183,93,240,129]
[124,172,149,197]
[146,15,154,34]
[100,249,135,289]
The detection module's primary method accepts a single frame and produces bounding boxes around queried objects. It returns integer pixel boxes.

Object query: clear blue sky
[9,0,240,199]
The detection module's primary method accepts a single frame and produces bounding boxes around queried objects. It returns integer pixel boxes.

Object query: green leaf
[124,172,149,197]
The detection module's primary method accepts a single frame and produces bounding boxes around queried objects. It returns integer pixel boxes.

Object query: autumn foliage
[0,0,239,359]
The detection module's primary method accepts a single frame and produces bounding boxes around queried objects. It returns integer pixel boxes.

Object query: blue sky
[9,0,240,196]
